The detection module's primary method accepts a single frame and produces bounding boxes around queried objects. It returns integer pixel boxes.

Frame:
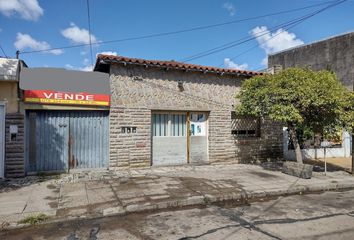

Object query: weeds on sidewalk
[18,213,48,225]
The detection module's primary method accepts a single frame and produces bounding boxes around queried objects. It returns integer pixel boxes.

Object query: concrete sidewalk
[1,164,354,230]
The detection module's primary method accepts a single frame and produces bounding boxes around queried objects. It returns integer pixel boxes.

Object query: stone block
[282,161,313,179]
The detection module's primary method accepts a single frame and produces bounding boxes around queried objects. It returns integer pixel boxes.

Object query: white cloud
[97,51,117,56]
[64,51,117,72]
[0,0,43,21]
[223,2,235,16]
[61,22,97,44]
[14,32,63,55]
[261,57,268,66]
[65,59,94,72]
[250,26,304,65]
[79,65,93,71]
[64,64,74,69]
[224,58,248,70]
[82,58,90,65]
[65,63,93,72]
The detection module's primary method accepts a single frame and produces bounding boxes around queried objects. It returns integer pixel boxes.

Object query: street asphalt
[1,164,354,230]
[1,189,354,239]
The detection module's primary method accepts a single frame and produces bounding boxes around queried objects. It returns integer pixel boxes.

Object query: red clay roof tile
[95,54,263,76]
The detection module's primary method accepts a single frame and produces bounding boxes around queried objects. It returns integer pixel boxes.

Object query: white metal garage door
[152,112,208,166]
[152,113,187,166]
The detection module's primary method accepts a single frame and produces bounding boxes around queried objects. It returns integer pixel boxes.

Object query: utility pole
[15,50,20,59]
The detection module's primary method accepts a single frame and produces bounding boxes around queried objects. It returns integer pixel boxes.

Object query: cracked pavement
[1,164,354,230]
[2,189,354,239]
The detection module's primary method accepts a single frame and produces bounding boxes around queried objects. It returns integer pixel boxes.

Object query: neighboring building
[1,63,112,178]
[20,68,110,174]
[0,58,27,178]
[95,55,283,169]
[268,31,354,89]
[268,31,353,160]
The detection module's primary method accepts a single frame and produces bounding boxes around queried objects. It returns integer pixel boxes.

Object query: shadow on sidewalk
[0,175,59,193]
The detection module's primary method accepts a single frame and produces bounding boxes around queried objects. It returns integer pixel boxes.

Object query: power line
[179,14,314,62]
[220,0,349,68]
[179,0,346,63]
[182,0,346,62]
[19,0,338,55]
[0,44,8,58]
[221,0,348,68]
[86,0,94,68]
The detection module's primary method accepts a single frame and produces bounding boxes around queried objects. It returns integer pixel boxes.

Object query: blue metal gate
[27,111,108,172]
[69,111,109,169]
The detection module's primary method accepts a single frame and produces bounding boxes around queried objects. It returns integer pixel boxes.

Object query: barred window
[231,112,260,137]
[152,113,186,137]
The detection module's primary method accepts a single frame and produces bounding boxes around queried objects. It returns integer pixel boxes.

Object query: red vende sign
[24,90,110,106]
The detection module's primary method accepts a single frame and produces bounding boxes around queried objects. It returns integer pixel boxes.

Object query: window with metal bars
[152,113,186,137]
[231,111,260,137]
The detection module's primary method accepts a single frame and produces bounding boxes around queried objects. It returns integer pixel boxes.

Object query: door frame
[0,102,5,178]
[188,111,209,164]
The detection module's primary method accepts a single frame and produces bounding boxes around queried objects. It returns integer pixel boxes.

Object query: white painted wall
[283,127,352,160]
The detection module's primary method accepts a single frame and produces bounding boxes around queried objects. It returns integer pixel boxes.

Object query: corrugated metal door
[28,111,69,172]
[0,104,5,178]
[69,111,109,169]
[27,111,108,172]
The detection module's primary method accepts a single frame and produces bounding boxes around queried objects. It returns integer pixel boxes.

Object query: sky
[0,0,353,71]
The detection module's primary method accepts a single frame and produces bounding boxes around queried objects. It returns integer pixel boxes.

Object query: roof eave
[98,58,259,77]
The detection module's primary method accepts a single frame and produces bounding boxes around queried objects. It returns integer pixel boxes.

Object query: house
[0,58,27,178]
[268,31,353,160]
[94,55,283,169]
[268,31,354,90]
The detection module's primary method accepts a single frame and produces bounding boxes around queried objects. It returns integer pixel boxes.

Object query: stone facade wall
[5,113,25,177]
[268,32,354,89]
[109,64,283,169]
[109,107,151,169]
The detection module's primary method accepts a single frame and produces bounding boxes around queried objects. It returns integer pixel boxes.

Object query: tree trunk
[288,124,303,164]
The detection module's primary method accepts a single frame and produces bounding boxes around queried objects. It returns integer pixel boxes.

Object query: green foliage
[18,213,48,225]
[340,91,354,131]
[236,68,352,134]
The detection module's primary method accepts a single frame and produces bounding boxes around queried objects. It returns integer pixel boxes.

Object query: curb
[2,182,354,232]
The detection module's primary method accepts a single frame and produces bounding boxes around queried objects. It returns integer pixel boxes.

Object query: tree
[236,68,352,164]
